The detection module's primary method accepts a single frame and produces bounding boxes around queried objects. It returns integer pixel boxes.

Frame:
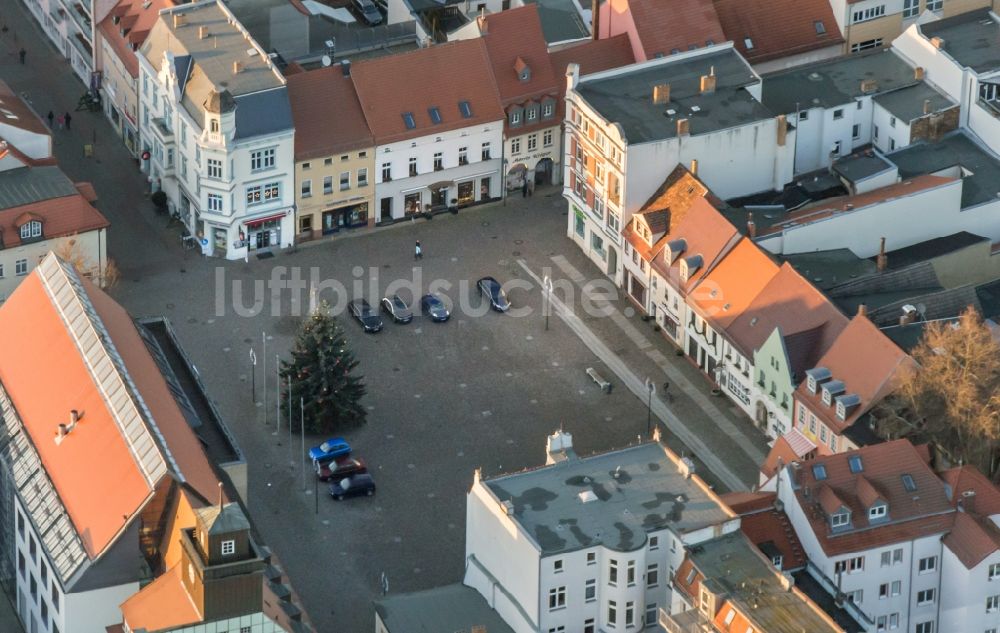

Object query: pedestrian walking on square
[56,113,64,130]
[64,112,72,130]
[521,180,528,198]
[18,48,25,64]
[46,111,53,128]
[414,240,423,260]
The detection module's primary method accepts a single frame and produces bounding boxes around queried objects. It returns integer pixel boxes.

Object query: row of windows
[511,130,554,155]
[379,144,492,182]
[302,152,368,170]
[16,507,61,633]
[301,170,369,198]
[509,101,556,127]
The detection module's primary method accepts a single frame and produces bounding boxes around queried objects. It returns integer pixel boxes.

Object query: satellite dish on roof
[321,55,332,67]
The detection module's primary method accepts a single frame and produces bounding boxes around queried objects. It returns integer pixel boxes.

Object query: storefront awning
[428,181,454,192]
[243,212,286,228]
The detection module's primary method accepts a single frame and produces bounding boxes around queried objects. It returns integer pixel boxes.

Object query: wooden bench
[586,367,612,394]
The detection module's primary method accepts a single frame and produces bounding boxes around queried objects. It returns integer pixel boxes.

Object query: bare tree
[873,307,1000,480]
[54,236,120,289]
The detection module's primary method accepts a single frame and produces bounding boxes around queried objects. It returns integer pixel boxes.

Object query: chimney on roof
[747,211,757,238]
[218,481,224,511]
[55,409,81,445]
[342,59,351,76]
[960,490,976,513]
[857,303,868,317]
[232,60,243,74]
[700,67,716,94]
[931,36,945,49]
[923,99,932,115]
[690,159,698,176]
[860,78,878,93]
[591,0,600,40]
[677,118,690,136]
[876,236,887,272]
[477,10,487,33]
[678,456,696,479]
[900,304,919,325]
[776,114,787,147]
[198,25,209,39]
[915,66,925,80]
[653,83,671,105]
[172,12,186,28]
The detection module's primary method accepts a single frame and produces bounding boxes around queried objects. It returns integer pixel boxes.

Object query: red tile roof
[714,0,843,64]
[793,440,955,556]
[479,6,558,104]
[688,237,780,331]
[0,79,49,136]
[618,0,726,60]
[97,0,176,78]
[733,501,809,570]
[795,315,911,434]
[943,511,1000,569]
[120,564,201,631]
[352,39,504,145]
[761,428,816,481]
[725,262,848,358]
[287,64,373,161]
[0,193,109,247]
[652,196,740,292]
[941,466,1000,516]
[760,175,955,237]
[549,34,636,82]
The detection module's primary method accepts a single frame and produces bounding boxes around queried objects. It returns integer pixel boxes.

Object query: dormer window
[831,510,850,528]
[19,221,42,241]
[869,504,887,520]
[821,380,845,405]
[515,56,531,82]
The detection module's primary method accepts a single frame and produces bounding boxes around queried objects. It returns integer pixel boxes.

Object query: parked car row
[309,438,377,501]
[348,277,511,333]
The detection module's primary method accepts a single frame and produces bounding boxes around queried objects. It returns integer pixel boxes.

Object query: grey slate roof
[196,502,251,535]
[234,87,293,139]
[374,584,515,633]
[576,47,769,145]
[761,49,918,114]
[832,149,896,183]
[485,442,732,555]
[867,285,981,327]
[0,166,78,210]
[888,131,1000,207]
[523,0,590,43]
[874,82,956,123]
[880,231,987,270]
[920,8,1000,74]
[780,249,877,291]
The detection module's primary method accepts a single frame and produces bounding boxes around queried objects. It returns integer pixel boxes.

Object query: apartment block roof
[624,0,726,59]
[761,50,919,114]
[795,314,910,434]
[351,39,505,145]
[873,82,956,123]
[0,255,223,584]
[725,262,848,358]
[714,0,843,64]
[479,6,558,105]
[287,64,373,160]
[919,8,1000,74]
[98,0,176,78]
[678,532,843,633]
[374,583,515,633]
[791,440,954,556]
[575,46,768,144]
[484,441,734,555]
[549,34,636,80]
[688,237,780,330]
[889,131,1000,208]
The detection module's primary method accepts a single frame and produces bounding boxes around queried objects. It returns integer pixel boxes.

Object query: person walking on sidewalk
[46,111,53,128]
[63,112,72,130]
[18,48,25,64]
[414,240,423,260]
[56,113,64,130]
[521,180,528,198]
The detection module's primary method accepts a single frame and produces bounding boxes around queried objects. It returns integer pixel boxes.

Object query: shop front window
[404,192,422,215]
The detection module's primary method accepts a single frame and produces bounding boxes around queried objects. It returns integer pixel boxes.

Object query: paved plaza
[0,4,771,630]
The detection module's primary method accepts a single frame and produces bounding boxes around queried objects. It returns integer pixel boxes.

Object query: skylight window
[402,112,416,129]
[813,464,828,480]
[901,474,917,492]
[428,107,442,124]
[459,100,473,119]
[744,37,754,50]
[815,20,826,34]
[848,455,863,473]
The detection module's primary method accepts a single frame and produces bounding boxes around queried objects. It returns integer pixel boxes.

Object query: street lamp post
[542,275,554,331]
[644,377,656,436]
[249,346,257,403]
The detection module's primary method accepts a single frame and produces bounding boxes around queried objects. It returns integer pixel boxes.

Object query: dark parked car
[420,293,450,322]
[308,438,352,464]
[349,298,383,332]
[329,473,377,500]
[381,294,413,323]
[315,456,367,481]
[477,276,510,312]
[352,0,383,25]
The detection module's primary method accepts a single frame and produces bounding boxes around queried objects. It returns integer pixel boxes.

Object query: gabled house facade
[352,39,505,222]
[138,0,295,259]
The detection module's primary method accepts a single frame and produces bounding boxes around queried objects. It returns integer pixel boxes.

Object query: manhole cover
[491,235,498,240]
[179,268,186,273]
[243,338,252,344]
[481,221,490,227]
[382,264,391,269]
[514,239,523,245]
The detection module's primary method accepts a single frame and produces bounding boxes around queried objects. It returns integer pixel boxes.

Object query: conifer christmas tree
[280,302,366,434]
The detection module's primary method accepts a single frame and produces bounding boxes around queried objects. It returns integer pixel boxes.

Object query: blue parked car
[309,438,351,464]
[420,293,451,322]
[477,276,510,312]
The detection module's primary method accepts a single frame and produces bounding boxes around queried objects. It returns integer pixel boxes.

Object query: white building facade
[21,0,111,84]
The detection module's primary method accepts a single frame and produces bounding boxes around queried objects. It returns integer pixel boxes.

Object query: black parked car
[477,276,511,312]
[420,293,451,322]
[349,299,383,332]
[329,473,377,500]
[352,0,383,25]
[381,294,413,323]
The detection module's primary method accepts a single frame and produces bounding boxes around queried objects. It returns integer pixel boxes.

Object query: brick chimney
[677,118,690,136]
[591,0,600,40]
[700,67,716,94]
[923,99,932,115]
[876,237,887,272]
[172,12,187,28]
[232,60,243,74]
[776,114,787,146]
[198,25,209,39]
[914,66,925,80]
[690,159,698,176]
[931,36,945,49]
[747,212,756,238]
[477,10,487,33]
[857,303,868,317]
[653,83,671,105]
